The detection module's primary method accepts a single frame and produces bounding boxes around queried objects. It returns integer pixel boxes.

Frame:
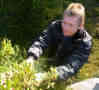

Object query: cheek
[73,25,78,30]
[62,23,65,27]
[62,23,69,30]
[72,26,78,32]
[62,23,65,30]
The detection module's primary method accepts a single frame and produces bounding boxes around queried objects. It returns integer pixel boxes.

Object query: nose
[62,22,70,29]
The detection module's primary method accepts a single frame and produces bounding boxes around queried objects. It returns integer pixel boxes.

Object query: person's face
[61,15,80,36]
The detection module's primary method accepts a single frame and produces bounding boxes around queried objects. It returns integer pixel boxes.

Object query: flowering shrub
[0,38,70,90]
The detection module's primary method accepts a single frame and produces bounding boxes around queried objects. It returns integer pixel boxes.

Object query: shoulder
[82,30,92,42]
[49,20,61,26]
[74,29,92,47]
[47,20,61,31]
[82,30,92,48]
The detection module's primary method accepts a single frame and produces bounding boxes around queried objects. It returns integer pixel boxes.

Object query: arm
[56,32,92,81]
[27,22,55,60]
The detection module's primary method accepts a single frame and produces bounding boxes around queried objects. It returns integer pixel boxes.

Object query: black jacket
[28,20,92,81]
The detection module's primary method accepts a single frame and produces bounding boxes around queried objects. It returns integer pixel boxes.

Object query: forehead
[63,15,79,23]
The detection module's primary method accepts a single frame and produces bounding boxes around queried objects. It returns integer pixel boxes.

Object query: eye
[62,20,73,26]
[62,21,67,25]
[64,22,67,25]
[69,24,73,26]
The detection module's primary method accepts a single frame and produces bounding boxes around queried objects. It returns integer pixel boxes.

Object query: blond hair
[66,3,85,29]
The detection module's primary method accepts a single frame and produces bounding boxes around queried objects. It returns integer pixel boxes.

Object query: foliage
[0,38,26,66]
[0,37,99,90]
[0,38,70,90]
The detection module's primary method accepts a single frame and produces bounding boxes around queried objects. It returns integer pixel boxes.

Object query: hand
[26,56,35,65]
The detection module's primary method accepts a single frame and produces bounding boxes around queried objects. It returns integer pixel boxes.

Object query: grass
[0,38,99,90]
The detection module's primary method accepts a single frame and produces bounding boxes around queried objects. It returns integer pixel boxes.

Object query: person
[26,3,92,81]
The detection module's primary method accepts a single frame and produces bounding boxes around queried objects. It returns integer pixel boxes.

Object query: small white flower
[34,73,46,82]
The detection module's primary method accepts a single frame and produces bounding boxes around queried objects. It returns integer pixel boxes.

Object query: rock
[68,78,99,90]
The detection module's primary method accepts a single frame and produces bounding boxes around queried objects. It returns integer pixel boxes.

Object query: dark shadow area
[0,0,36,49]
[0,0,98,49]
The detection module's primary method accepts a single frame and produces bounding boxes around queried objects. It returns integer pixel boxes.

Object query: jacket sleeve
[56,31,92,81]
[28,21,55,60]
